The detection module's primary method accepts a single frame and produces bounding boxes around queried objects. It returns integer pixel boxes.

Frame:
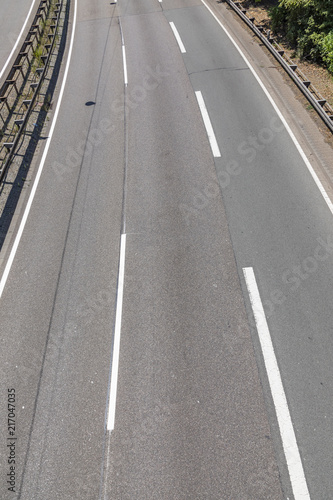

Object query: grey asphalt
[0,0,332,498]
[0,0,38,79]
[165,4,333,498]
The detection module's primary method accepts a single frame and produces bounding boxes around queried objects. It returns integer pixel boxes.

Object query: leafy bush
[270,0,333,72]
[321,30,333,72]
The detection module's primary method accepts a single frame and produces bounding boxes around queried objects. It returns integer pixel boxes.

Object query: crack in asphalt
[188,66,249,75]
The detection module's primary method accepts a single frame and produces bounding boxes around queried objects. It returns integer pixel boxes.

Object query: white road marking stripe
[195,90,221,157]
[169,22,186,53]
[0,0,38,80]
[107,233,127,432]
[201,0,333,216]
[243,267,311,500]
[0,0,78,300]
[122,45,128,86]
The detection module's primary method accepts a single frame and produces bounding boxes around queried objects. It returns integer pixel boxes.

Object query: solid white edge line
[0,0,38,80]
[169,22,186,54]
[122,45,128,87]
[200,0,333,216]
[107,233,127,432]
[243,267,310,500]
[195,90,221,158]
[0,0,78,299]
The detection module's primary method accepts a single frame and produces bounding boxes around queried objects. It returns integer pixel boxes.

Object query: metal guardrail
[0,0,64,183]
[225,0,333,134]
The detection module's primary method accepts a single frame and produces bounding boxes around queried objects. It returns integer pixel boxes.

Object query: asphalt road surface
[0,0,39,80]
[0,0,333,498]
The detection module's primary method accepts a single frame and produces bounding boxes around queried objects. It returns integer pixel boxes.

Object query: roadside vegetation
[269,0,333,73]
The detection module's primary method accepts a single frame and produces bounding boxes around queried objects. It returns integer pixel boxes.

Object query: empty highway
[0,0,333,498]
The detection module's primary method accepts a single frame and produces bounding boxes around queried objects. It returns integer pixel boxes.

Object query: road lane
[0,1,125,498]
[0,0,39,80]
[165,1,333,497]
[104,0,284,498]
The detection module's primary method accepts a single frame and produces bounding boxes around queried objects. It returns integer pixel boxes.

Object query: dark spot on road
[85,101,95,106]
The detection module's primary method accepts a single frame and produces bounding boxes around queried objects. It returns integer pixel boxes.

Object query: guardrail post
[0,97,10,113]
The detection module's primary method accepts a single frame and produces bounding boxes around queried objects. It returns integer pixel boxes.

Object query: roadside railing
[0,0,63,183]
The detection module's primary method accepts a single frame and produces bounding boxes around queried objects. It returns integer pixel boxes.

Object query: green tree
[270,0,333,71]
